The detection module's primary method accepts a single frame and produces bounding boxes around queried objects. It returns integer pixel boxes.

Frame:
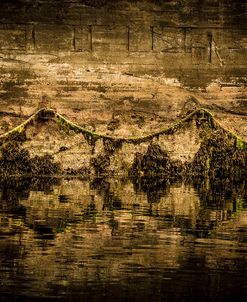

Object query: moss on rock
[0,141,61,177]
[130,143,184,177]
[188,130,247,179]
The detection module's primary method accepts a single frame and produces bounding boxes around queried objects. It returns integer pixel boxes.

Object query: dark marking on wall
[151,26,154,51]
[72,25,76,51]
[32,25,36,49]
[127,26,130,52]
[89,25,93,51]
[207,32,213,63]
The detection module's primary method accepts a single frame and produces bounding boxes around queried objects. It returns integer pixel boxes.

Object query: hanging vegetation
[0,107,246,177]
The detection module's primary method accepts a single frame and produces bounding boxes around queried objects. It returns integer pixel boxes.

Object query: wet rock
[90,154,110,175]
[188,130,247,179]
[103,138,122,154]
[130,143,182,177]
[0,140,61,177]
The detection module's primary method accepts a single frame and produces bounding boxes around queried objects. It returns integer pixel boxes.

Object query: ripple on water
[0,176,246,301]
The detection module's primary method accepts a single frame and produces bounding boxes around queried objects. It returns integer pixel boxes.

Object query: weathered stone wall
[0,0,246,148]
[0,1,246,65]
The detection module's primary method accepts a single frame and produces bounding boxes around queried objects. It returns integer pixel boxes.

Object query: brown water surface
[0,176,246,302]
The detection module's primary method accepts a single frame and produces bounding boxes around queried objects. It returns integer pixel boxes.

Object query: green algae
[0,108,44,140]
[130,143,175,177]
[1,107,246,149]
[0,107,246,177]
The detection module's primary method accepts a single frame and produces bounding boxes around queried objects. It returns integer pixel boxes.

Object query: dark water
[0,176,247,302]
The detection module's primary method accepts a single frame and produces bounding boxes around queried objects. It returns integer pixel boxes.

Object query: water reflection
[0,176,246,302]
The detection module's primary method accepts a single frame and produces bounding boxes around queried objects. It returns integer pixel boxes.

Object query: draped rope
[0,107,246,149]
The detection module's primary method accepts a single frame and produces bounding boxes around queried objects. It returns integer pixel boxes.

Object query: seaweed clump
[188,130,247,179]
[0,141,31,176]
[103,138,122,154]
[90,154,110,175]
[130,143,183,177]
[0,141,61,177]
[30,154,61,175]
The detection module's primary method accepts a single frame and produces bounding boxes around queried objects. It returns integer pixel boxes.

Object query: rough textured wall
[0,0,246,151]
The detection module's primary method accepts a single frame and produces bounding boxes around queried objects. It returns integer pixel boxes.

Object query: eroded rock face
[0,0,246,166]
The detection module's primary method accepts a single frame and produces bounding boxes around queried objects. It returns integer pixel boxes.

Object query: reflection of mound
[0,175,246,302]
[132,175,170,203]
[0,176,245,239]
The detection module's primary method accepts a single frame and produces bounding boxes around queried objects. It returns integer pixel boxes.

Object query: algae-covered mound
[130,143,183,177]
[90,154,111,175]
[0,138,61,177]
[188,129,247,179]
